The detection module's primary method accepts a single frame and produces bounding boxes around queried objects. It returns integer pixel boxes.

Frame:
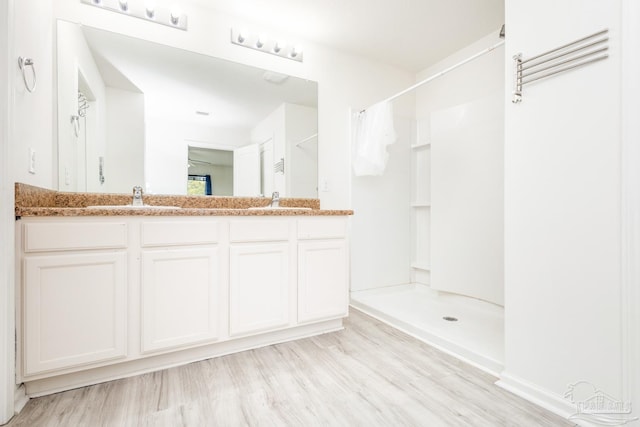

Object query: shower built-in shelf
[411,202,430,208]
[411,142,431,150]
[411,263,430,271]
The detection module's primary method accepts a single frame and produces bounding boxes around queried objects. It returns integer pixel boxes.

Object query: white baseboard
[22,319,343,397]
[496,372,576,422]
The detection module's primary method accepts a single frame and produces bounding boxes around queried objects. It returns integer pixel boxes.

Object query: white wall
[12,0,53,189]
[0,0,14,422]
[417,31,504,305]
[621,1,640,420]
[5,0,54,420]
[501,0,626,417]
[105,88,145,193]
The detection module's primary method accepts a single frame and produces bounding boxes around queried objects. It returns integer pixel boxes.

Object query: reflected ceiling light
[230,28,303,62]
[79,0,188,31]
[262,70,289,85]
[145,0,155,18]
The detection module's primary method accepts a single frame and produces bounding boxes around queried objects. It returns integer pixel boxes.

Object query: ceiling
[189,0,504,72]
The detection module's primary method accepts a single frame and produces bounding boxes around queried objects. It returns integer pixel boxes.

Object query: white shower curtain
[352,101,396,176]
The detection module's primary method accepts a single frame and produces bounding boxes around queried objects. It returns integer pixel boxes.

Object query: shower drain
[442,316,459,322]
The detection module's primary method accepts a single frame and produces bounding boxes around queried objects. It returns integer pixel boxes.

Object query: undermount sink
[86,205,181,210]
[248,206,312,211]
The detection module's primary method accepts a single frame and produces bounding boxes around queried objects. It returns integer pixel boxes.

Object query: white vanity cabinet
[19,221,128,376]
[297,219,349,323]
[140,221,224,354]
[228,220,293,337]
[16,214,350,396]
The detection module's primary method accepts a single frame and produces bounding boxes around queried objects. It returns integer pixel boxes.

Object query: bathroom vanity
[14,184,352,396]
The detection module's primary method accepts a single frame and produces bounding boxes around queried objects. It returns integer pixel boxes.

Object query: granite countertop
[15,183,353,217]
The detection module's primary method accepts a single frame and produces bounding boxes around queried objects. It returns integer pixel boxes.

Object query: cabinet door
[298,240,349,323]
[229,243,290,336]
[23,252,127,376]
[141,247,220,353]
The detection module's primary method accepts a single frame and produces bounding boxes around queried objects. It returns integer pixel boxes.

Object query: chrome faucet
[271,191,280,207]
[132,186,144,206]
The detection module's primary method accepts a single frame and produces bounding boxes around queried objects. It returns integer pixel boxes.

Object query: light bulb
[170,5,182,25]
[145,0,155,18]
[273,41,283,54]
[290,45,302,58]
[118,0,128,11]
[256,34,267,49]
[237,29,248,44]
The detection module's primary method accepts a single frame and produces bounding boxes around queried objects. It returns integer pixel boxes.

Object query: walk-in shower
[350,28,506,376]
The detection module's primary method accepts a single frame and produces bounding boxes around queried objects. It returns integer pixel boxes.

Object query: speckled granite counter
[15,183,353,217]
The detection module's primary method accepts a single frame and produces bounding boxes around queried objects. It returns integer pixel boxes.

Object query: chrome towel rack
[512,29,609,103]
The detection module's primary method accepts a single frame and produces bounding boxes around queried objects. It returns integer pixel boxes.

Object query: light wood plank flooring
[7,309,573,426]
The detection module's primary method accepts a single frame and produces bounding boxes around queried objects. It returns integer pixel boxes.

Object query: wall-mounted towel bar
[512,29,609,103]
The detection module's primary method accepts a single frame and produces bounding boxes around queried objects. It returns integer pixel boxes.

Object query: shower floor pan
[350,283,504,376]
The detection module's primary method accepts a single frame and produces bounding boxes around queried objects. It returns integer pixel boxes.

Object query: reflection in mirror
[56,20,318,197]
[187,147,233,196]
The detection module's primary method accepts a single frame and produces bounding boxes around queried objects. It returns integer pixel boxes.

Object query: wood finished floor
[7,309,573,427]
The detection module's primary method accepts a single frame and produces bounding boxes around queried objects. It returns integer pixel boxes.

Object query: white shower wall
[430,93,504,305]
[350,30,504,296]
[350,112,413,292]
[416,30,505,305]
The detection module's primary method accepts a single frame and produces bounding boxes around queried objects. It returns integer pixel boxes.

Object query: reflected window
[187,174,212,195]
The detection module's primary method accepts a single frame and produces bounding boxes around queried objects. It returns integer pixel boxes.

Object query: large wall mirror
[56,20,318,197]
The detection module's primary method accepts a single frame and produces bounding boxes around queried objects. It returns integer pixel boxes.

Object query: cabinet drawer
[23,222,127,252]
[298,218,347,240]
[229,220,289,242]
[141,221,219,247]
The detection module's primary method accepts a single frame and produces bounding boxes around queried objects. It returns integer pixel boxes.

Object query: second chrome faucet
[271,191,280,207]
[132,186,144,206]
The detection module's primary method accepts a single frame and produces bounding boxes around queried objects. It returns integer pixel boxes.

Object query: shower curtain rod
[362,39,505,112]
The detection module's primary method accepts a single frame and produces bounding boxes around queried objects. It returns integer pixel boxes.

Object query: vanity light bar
[230,28,303,63]
[80,0,188,31]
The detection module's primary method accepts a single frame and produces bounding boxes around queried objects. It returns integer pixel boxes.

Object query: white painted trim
[0,0,15,423]
[620,0,640,421]
[496,373,575,421]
